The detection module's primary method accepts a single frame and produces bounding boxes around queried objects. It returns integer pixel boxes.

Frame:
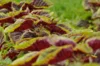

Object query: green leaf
[0,54,12,66]
[74,43,93,54]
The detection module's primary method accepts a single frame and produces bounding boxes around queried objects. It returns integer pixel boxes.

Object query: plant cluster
[0,0,100,66]
[83,0,100,31]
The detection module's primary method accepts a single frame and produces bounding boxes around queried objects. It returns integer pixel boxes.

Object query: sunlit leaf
[9,52,39,66]
[4,19,24,33]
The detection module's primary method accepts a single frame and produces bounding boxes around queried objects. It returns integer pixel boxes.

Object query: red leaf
[86,37,100,52]
[20,38,51,51]
[55,39,76,47]
[48,47,73,64]
[46,24,67,34]
[0,2,12,11]
[4,49,19,60]
[32,0,50,8]
[14,12,29,19]
[0,44,3,50]
[10,52,39,66]
[0,17,14,25]
[22,55,38,66]
[15,19,33,31]
[22,3,34,11]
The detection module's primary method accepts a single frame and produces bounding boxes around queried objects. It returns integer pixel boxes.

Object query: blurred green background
[49,0,91,22]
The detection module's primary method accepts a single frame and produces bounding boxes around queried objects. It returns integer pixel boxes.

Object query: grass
[49,0,92,22]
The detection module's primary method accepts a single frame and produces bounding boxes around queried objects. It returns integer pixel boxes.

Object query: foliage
[0,0,100,66]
